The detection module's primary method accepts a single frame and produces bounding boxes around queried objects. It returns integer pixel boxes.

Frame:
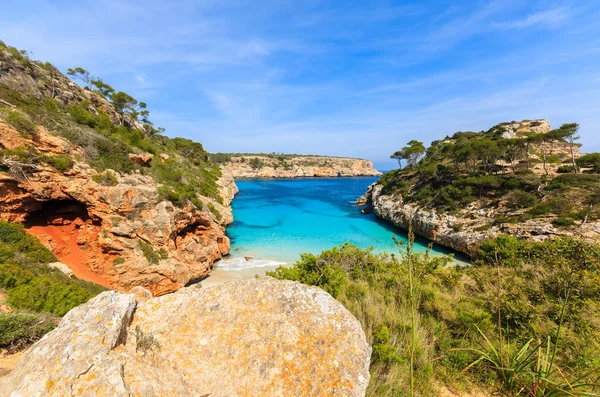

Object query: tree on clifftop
[91,79,115,99]
[67,67,93,90]
[391,140,426,171]
[404,140,426,166]
[554,123,581,173]
[390,150,405,168]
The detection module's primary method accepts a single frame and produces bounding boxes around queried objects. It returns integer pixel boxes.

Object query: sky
[1,0,599,170]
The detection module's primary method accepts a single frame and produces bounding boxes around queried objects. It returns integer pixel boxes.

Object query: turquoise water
[219,177,457,270]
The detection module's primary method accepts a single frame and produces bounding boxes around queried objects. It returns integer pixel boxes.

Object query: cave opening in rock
[25,200,91,227]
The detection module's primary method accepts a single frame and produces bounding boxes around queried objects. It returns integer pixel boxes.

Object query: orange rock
[128,153,153,167]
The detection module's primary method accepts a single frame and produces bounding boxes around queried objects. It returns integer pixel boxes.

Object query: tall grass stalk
[394,223,418,397]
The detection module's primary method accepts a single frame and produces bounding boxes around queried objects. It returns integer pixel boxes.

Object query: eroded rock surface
[0,278,372,397]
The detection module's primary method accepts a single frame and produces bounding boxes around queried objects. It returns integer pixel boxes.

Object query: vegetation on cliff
[268,235,600,396]
[0,221,104,351]
[0,40,223,208]
[380,121,600,233]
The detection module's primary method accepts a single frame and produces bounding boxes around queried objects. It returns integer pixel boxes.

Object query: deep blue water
[218,176,458,270]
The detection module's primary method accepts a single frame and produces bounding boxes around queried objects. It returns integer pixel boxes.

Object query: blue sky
[2,0,599,169]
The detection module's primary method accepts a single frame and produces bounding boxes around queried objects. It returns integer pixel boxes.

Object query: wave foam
[216,257,287,271]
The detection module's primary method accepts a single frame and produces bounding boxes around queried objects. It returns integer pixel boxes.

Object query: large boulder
[1,278,372,396]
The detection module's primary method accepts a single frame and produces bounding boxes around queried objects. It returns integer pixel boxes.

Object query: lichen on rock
[0,278,372,396]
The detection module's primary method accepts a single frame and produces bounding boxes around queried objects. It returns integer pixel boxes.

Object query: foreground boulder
[0,278,371,396]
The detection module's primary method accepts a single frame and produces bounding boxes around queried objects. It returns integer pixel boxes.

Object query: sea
[215,176,460,271]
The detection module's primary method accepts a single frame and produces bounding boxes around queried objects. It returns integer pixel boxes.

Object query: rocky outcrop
[0,278,372,396]
[0,123,236,296]
[364,183,600,257]
[128,152,153,167]
[491,119,552,138]
[224,155,381,178]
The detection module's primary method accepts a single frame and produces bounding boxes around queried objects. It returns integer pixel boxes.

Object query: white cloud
[492,7,570,30]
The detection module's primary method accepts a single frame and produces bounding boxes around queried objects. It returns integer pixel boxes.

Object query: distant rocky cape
[223,155,382,178]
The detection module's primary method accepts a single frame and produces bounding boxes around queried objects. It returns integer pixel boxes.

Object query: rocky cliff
[0,278,371,396]
[361,120,599,257]
[222,155,381,178]
[0,42,238,296]
[0,123,236,295]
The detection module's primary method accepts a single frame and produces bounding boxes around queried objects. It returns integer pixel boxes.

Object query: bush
[552,216,575,227]
[269,237,600,395]
[547,174,600,189]
[43,154,73,172]
[138,240,168,265]
[529,197,573,216]
[249,157,264,169]
[505,190,537,209]
[67,104,96,128]
[557,165,576,174]
[0,312,59,352]
[7,111,37,136]
[207,202,221,221]
[92,171,118,186]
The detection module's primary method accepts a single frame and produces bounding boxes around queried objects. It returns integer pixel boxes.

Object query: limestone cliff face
[364,183,600,257]
[0,123,236,296]
[0,278,372,396]
[223,155,381,178]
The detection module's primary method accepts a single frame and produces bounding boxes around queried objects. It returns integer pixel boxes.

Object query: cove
[217,177,461,271]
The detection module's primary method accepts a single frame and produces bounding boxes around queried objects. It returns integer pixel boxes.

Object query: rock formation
[361,120,597,257]
[0,123,236,296]
[223,155,381,178]
[0,278,372,396]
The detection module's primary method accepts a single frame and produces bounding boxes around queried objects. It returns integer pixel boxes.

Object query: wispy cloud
[492,7,571,29]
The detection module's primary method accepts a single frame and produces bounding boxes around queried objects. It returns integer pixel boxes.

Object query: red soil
[26,220,113,289]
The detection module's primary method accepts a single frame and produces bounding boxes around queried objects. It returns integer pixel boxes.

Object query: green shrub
[43,98,60,114]
[505,190,537,209]
[43,154,73,172]
[552,216,575,227]
[207,202,222,221]
[112,257,125,265]
[557,165,576,174]
[92,171,118,186]
[133,325,160,355]
[67,104,97,128]
[0,312,59,352]
[270,237,600,395]
[529,197,574,216]
[249,157,264,169]
[138,241,167,265]
[547,174,600,189]
[7,111,37,136]
[210,153,232,164]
